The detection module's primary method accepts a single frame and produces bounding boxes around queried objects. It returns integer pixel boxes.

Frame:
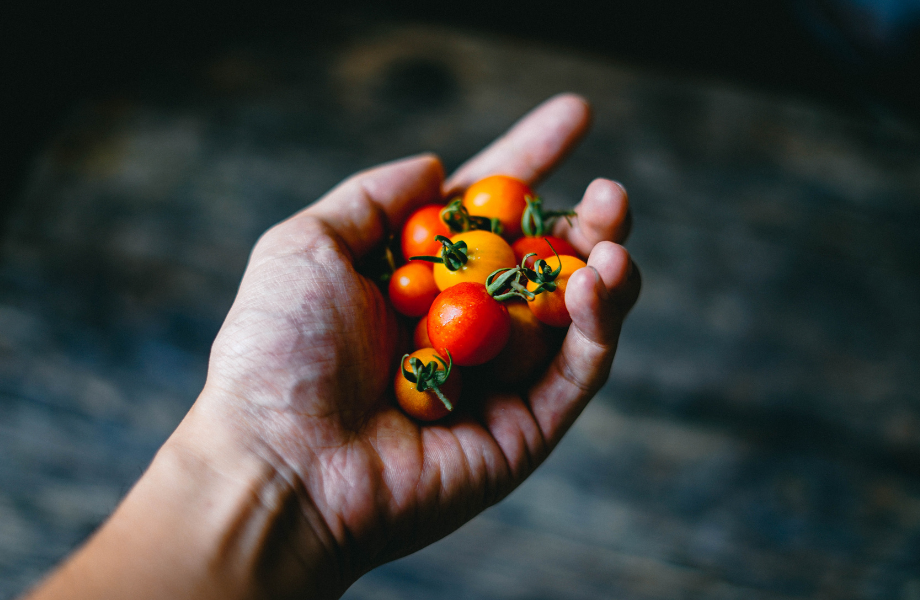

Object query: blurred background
[1,1,919,598]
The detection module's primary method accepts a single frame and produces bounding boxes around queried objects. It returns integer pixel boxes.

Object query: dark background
[2,3,920,598]
[4,0,920,228]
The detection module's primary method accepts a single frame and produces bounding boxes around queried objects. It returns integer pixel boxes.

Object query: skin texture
[25,93,640,600]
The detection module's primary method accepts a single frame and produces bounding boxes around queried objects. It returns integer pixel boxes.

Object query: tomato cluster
[386,175,585,421]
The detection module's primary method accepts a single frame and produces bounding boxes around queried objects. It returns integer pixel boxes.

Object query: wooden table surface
[1,21,919,599]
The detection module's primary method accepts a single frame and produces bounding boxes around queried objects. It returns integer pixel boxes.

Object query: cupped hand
[196,93,640,595]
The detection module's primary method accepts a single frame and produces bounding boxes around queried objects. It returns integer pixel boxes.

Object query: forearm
[25,397,344,600]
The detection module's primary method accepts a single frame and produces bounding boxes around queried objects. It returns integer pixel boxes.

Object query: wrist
[157,391,349,600]
[29,388,348,600]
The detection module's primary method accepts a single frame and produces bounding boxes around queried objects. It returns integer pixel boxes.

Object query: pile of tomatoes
[386,175,586,421]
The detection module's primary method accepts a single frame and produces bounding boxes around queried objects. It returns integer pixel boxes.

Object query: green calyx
[521,238,563,294]
[520,195,577,237]
[486,264,535,302]
[410,235,468,271]
[401,352,455,411]
[440,198,503,235]
[485,247,561,302]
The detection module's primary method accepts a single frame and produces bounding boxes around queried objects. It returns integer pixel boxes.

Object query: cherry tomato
[512,235,579,270]
[389,262,440,317]
[462,175,532,240]
[428,281,510,366]
[413,314,432,350]
[394,348,462,421]
[432,230,516,291]
[526,254,588,327]
[401,204,451,263]
[488,301,558,388]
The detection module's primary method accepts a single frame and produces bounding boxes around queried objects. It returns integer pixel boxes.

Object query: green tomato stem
[521,195,577,237]
[440,198,503,235]
[410,235,468,271]
[400,352,455,412]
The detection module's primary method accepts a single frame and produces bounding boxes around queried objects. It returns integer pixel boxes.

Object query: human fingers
[444,93,592,194]
[554,178,631,256]
[288,154,444,261]
[526,241,640,447]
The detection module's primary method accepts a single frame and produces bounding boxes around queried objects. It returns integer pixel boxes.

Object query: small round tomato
[432,230,516,291]
[428,281,510,366]
[512,235,579,270]
[413,313,432,350]
[401,204,451,263]
[488,301,558,388]
[389,262,440,317]
[526,254,588,327]
[395,348,462,421]
[462,175,532,240]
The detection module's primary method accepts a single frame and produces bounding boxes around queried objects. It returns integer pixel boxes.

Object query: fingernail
[589,266,609,301]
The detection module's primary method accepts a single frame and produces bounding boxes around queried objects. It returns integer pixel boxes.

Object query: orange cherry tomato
[432,230,516,291]
[389,262,440,317]
[413,314,432,350]
[394,348,462,421]
[512,235,579,270]
[401,204,451,263]
[526,254,587,327]
[462,175,532,240]
[488,301,558,388]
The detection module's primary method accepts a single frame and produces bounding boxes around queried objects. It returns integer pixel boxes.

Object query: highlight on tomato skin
[512,235,579,270]
[427,281,511,366]
[394,348,462,422]
[461,175,532,241]
[526,254,588,327]
[388,262,440,317]
[401,204,451,263]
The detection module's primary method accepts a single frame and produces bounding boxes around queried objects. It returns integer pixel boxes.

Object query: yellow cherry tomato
[432,230,516,291]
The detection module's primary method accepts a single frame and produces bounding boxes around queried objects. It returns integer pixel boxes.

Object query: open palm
[199,94,640,589]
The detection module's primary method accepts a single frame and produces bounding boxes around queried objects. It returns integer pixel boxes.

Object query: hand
[25,94,639,600]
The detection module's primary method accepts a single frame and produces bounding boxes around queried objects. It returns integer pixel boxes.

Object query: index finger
[297,154,445,260]
[444,94,592,195]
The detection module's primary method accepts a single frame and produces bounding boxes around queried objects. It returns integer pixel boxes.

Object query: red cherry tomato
[461,175,532,240]
[511,236,579,270]
[389,262,440,317]
[401,204,451,263]
[526,255,587,327]
[394,348,462,421]
[427,282,510,366]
